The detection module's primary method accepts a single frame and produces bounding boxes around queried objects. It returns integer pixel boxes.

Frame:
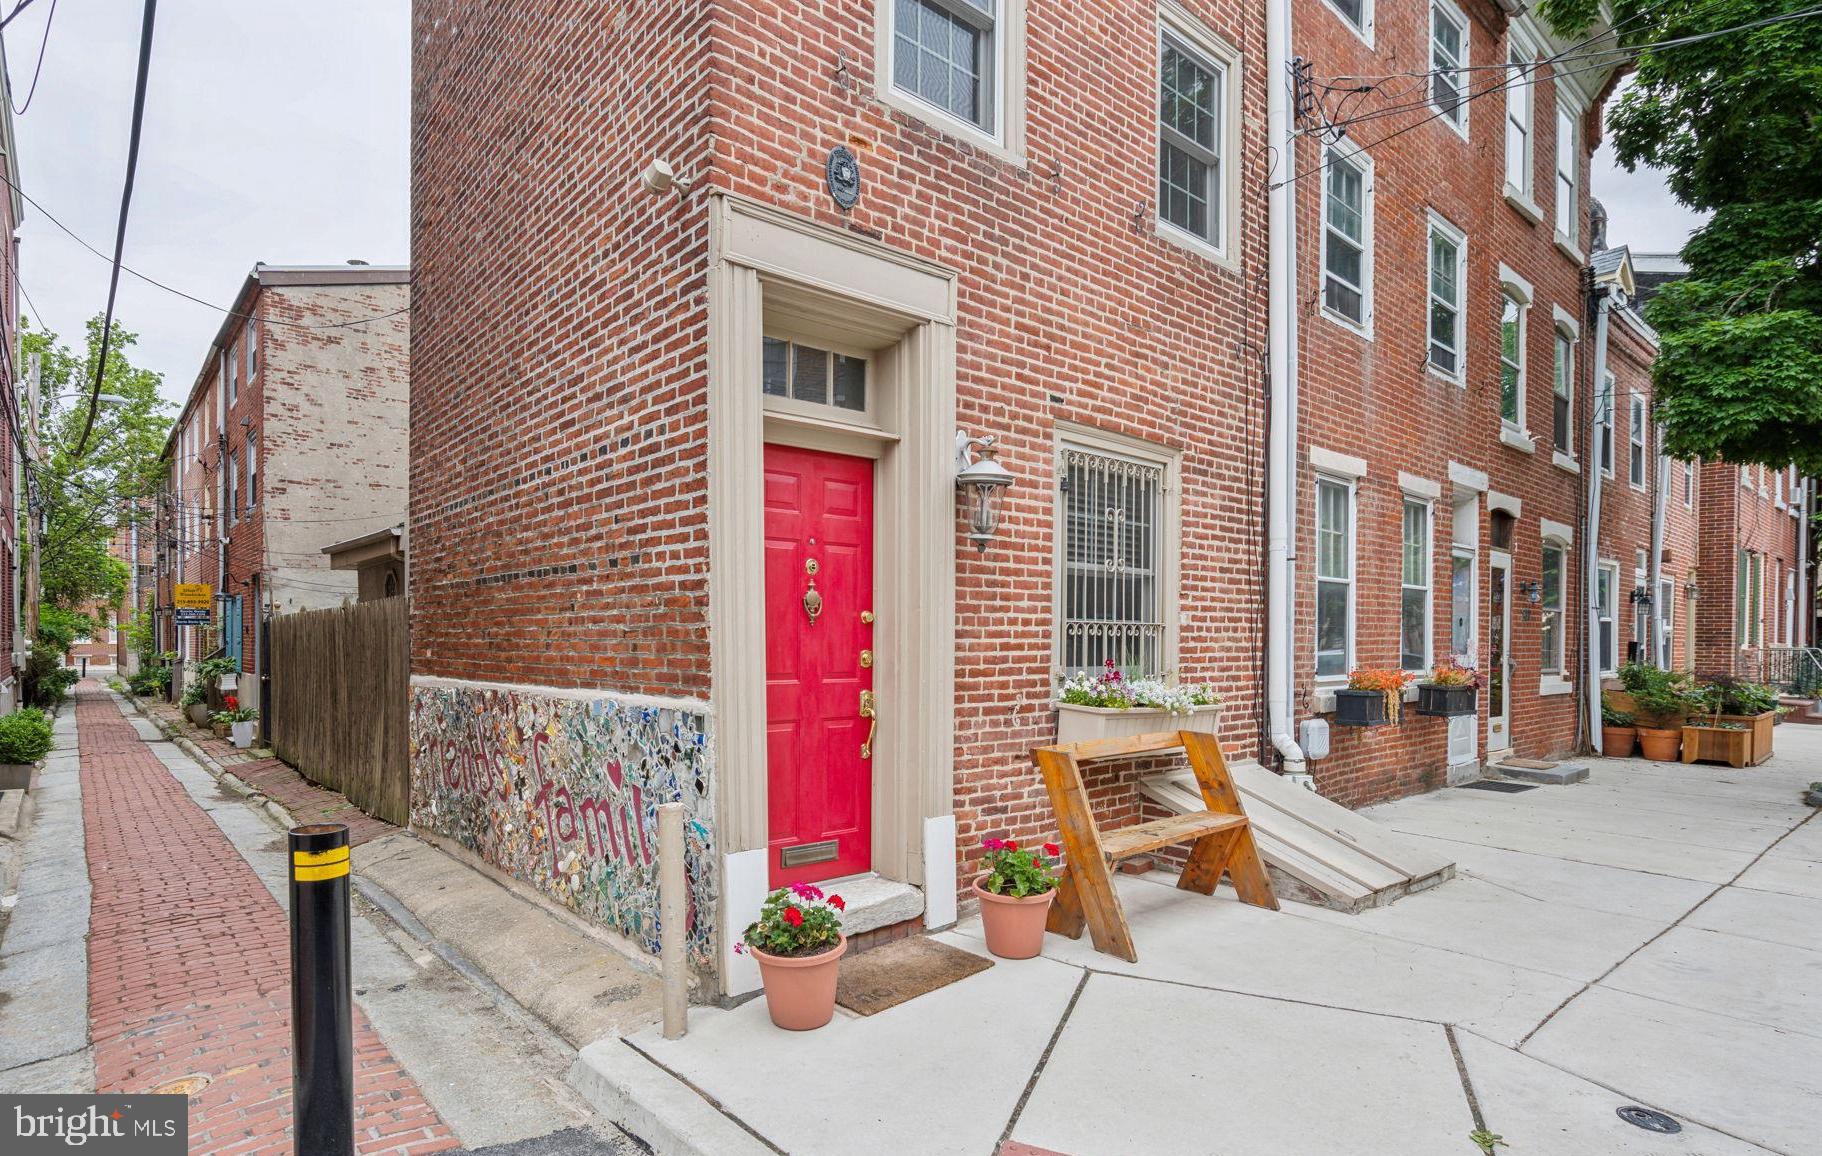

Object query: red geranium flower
[1043,842,1061,857]
[1004,840,1017,851]
[829,894,846,911]
[782,906,804,927]
[223,695,238,710]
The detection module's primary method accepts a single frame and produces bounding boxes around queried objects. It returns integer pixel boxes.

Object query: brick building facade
[408,3,1812,996]
[155,265,410,713]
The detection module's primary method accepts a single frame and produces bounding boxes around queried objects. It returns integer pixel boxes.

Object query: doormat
[1457,780,1538,793]
[835,935,993,1016]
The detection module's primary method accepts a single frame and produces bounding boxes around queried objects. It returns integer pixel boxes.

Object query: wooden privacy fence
[269,597,409,825]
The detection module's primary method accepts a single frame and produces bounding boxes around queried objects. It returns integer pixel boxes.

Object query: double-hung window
[1431,1,1468,132]
[1059,440,1170,677]
[1498,293,1524,426]
[1628,392,1647,489]
[1598,372,1614,477]
[1327,0,1370,37]
[246,317,258,378]
[1504,45,1534,196]
[1539,541,1565,674]
[1322,147,1369,326]
[1427,217,1465,378]
[1316,477,1354,677]
[891,0,999,135]
[225,344,238,407]
[1749,552,1763,646]
[1401,499,1431,671]
[1552,329,1573,452]
[245,432,259,510]
[1683,460,1695,508]
[1597,561,1618,674]
[1157,24,1228,254]
[1555,101,1579,243]
[226,451,240,525]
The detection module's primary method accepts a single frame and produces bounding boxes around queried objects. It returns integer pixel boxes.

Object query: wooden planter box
[1715,711,1774,766]
[1055,703,1219,745]
[1416,684,1477,718]
[1334,688,1393,727]
[1681,725,1750,769]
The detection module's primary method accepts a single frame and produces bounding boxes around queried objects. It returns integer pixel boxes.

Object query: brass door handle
[859,689,877,760]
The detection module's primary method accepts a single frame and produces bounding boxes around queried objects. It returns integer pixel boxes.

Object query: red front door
[763,445,875,886]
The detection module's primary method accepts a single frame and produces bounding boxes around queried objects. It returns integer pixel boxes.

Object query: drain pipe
[1647,422,1669,667]
[1584,283,1620,750]
[1265,0,1306,779]
[1801,479,1813,650]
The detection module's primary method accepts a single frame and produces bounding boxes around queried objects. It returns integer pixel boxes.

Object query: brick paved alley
[77,683,458,1154]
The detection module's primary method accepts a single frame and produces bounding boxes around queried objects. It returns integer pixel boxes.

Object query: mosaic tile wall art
[409,683,716,968]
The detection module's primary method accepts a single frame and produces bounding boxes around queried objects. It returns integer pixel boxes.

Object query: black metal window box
[1333,688,1392,727]
[1416,683,1478,718]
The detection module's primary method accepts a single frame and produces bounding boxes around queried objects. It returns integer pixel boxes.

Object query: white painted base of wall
[923,814,957,929]
[720,849,767,998]
[1446,761,1482,786]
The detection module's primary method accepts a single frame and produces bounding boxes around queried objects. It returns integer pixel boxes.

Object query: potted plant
[180,680,211,726]
[1055,659,1220,744]
[210,696,235,739]
[738,883,848,1031]
[226,704,260,749]
[1600,699,1637,757]
[973,838,1061,959]
[0,708,54,791]
[1706,676,1781,765]
[1619,662,1695,762]
[1334,669,1414,727]
[1416,660,1482,718]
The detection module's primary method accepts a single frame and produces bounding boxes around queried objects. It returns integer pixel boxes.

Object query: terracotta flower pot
[973,877,1055,959]
[1636,726,1681,762]
[750,935,848,1031]
[1601,725,1637,757]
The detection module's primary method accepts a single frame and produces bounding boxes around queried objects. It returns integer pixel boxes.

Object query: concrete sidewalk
[604,726,1822,1156]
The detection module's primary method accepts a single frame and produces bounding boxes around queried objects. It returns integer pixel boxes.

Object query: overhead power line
[72,0,158,460]
[6,0,56,116]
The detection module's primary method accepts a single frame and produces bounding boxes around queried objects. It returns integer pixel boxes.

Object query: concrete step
[824,873,923,937]
[1778,696,1822,723]
[1495,761,1590,785]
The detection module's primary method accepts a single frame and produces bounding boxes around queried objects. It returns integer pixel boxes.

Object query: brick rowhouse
[155,265,409,715]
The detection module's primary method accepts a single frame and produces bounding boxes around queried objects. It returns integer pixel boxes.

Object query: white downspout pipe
[1584,285,1619,750]
[1647,423,1669,668]
[1265,0,1305,777]
[1798,478,1812,650]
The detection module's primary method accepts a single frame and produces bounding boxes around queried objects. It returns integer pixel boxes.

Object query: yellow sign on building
[173,584,214,610]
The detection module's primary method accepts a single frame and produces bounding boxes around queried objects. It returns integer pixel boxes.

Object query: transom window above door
[762,336,868,415]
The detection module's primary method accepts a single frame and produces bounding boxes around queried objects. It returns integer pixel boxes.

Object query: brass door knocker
[802,557,823,625]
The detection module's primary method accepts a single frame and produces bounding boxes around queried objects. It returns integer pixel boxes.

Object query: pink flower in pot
[974,838,1062,959]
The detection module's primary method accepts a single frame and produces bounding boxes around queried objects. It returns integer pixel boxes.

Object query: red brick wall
[1289,0,1600,802]
[409,2,716,697]
[1702,462,1804,677]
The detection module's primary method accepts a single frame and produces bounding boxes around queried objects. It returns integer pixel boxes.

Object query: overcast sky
[5,0,408,408]
[3,4,1698,410]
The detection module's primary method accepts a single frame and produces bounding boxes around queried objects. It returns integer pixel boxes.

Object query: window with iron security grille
[1060,447,1165,677]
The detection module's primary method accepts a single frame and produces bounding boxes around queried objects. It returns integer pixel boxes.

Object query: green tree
[23,315,172,611]
[1540,0,1822,471]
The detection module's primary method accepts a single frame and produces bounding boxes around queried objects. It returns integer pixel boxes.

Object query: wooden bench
[1033,730,1278,962]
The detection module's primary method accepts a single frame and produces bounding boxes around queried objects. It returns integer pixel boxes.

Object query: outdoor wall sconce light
[1630,586,1653,607]
[1685,582,1700,602]
[1518,580,1541,604]
[955,431,1014,552]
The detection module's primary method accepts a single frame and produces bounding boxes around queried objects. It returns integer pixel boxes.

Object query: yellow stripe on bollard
[294,861,350,882]
[293,847,350,868]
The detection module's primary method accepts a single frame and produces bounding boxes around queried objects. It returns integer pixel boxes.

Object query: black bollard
[289,823,354,1155]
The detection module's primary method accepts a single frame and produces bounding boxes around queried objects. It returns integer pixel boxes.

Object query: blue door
[222,595,243,668]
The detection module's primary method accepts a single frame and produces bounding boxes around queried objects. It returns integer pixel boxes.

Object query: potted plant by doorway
[739,883,848,1031]
[1619,663,1696,762]
[973,838,1061,959]
[1416,660,1482,718]
[0,708,54,791]
[1600,699,1637,758]
[1334,669,1414,727]
[180,680,211,726]
[226,704,260,749]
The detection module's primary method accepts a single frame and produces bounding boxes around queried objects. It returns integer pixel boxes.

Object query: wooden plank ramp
[1139,759,1454,913]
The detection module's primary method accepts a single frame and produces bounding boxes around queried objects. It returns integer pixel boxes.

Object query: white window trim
[1683,459,1695,509]
[1401,495,1434,672]
[1430,0,1471,140]
[1628,391,1648,492]
[1598,370,1615,479]
[1309,445,1368,479]
[875,0,1028,163]
[1051,422,1181,681]
[1314,473,1358,682]
[1426,212,1468,385]
[1154,5,1243,269]
[1319,0,1375,48]
[1497,264,1534,441]
[1319,140,1374,335]
[1503,29,1539,208]
[1553,87,1583,255]
[1597,558,1620,675]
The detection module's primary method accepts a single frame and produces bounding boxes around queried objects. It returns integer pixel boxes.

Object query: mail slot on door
[780,840,839,869]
